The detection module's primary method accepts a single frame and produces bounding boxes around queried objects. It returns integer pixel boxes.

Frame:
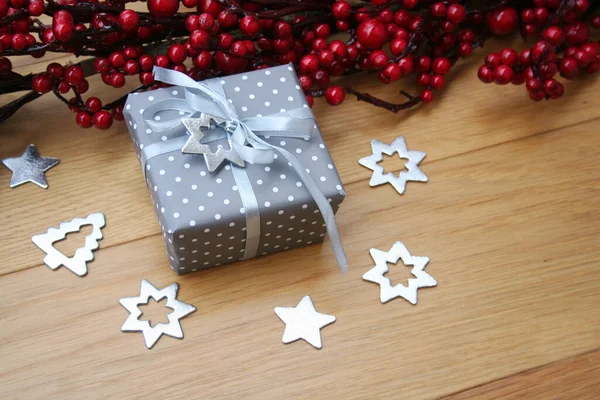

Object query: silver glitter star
[2,144,59,189]
[274,295,336,349]
[120,280,196,349]
[181,114,244,172]
[358,136,427,194]
[363,241,437,304]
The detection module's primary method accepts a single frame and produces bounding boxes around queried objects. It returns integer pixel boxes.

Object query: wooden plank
[443,349,600,399]
[1,121,599,399]
[2,53,600,275]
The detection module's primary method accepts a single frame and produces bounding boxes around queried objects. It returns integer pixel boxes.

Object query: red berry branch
[0,0,599,130]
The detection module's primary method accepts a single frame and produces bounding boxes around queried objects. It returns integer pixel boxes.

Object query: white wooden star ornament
[120,280,196,349]
[2,144,59,188]
[358,136,427,194]
[274,296,336,349]
[363,241,437,304]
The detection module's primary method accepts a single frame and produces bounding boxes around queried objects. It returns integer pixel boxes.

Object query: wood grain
[443,349,600,399]
[1,45,599,399]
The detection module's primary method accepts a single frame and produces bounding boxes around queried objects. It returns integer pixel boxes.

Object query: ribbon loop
[140,67,347,273]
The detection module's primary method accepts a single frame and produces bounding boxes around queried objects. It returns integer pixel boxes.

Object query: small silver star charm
[274,295,336,349]
[2,144,59,189]
[358,136,427,194]
[120,280,196,349]
[363,241,437,304]
[181,115,244,172]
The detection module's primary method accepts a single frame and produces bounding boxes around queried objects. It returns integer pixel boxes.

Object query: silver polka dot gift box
[123,65,347,274]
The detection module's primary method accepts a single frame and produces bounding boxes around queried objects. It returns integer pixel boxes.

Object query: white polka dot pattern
[122,64,345,274]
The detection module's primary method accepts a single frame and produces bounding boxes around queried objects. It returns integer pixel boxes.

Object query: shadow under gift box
[123,65,346,274]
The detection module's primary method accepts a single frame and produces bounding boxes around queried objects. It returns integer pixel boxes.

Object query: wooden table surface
[1,41,600,399]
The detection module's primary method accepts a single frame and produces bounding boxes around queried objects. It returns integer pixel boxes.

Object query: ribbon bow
[139,66,347,273]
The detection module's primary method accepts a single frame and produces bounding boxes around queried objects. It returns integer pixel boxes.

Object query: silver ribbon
[140,67,347,273]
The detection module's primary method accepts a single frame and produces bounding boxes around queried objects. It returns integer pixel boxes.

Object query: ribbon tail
[242,128,348,273]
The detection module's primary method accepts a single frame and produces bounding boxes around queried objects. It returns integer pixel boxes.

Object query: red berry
[305,95,314,108]
[543,26,565,46]
[477,65,494,83]
[417,56,431,72]
[379,63,402,83]
[526,78,542,93]
[75,79,89,94]
[229,41,247,57]
[417,73,430,87]
[459,43,473,57]
[52,10,74,42]
[421,89,434,104]
[430,74,445,90]
[217,33,233,49]
[168,44,187,64]
[193,50,212,70]
[559,58,579,79]
[390,38,407,56]
[76,111,93,128]
[431,3,447,18]
[500,48,519,66]
[93,110,113,130]
[197,12,216,31]
[148,0,179,17]
[487,7,518,35]
[199,0,221,16]
[0,0,8,17]
[65,65,84,86]
[273,21,292,39]
[46,62,64,77]
[10,34,28,51]
[32,73,53,94]
[123,60,139,75]
[189,29,210,50]
[325,86,345,106]
[110,72,126,88]
[239,16,259,36]
[139,72,154,85]
[332,1,351,20]
[494,65,514,85]
[369,50,389,70]
[574,49,592,67]
[109,52,126,68]
[112,106,125,121]
[28,0,45,16]
[313,69,330,88]
[298,75,312,91]
[299,54,319,74]
[155,55,169,68]
[57,81,70,94]
[565,22,590,46]
[315,24,331,38]
[447,4,466,24]
[119,10,139,32]
[432,57,451,75]
[329,40,347,58]
[357,18,387,50]
[318,50,335,67]
[85,97,102,113]
[217,11,238,28]
[186,15,199,32]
